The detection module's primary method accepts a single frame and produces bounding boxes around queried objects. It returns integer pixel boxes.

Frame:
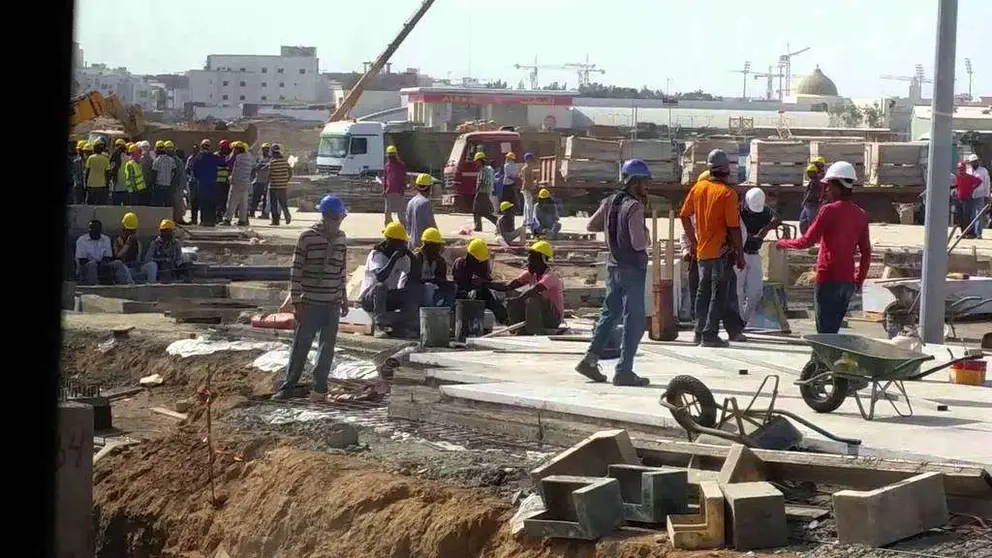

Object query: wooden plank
[150,407,188,420]
[104,386,145,400]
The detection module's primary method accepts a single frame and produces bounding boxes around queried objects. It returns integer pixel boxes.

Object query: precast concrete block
[722,481,788,550]
[530,429,640,499]
[523,475,625,540]
[56,402,95,558]
[833,472,948,548]
[607,464,688,523]
[718,443,768,485]
[666,481,726,550]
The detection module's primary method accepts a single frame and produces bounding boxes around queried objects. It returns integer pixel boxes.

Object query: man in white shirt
[358,221,421,336]
[151,141,178,207]
[75,220,130,285]
[966,154,990,238]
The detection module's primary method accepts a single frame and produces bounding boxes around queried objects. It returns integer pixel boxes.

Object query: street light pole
[920,0,958,344]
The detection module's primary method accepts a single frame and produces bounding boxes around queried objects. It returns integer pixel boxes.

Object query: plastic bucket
[949,358,987,386]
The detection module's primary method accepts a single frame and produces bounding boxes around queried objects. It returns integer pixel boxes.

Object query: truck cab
[442,131,523,210]
[316,121,386,176]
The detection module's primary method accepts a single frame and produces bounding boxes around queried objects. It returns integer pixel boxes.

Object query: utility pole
[920,0,958,344]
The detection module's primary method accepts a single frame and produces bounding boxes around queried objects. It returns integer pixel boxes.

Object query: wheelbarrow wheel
[799,358,849,413]
[664,375,718,430]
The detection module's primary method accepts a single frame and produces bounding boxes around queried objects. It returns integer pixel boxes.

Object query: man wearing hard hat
[143,219,191,283]
[532,188,562,239]
[411,227,455,308]
[965,153,990,238]
[249,142,272,220]
[496,200,527,245]
[405,173,438,250]
[737,187,781,325]
[359,221,420,336]
[472,152,498,232]
[502,240,564,334]
[799,162,824,235]
[451,238,509,325]
[382,145,408,228]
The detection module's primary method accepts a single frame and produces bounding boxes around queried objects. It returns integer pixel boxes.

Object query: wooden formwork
[681,139,741,185]
[866,142,929,186]
[747,140,808,186]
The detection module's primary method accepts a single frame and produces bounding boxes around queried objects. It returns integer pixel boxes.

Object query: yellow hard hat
[114,138,127,147]
[538,188,551,199]
[421,227,443,244]
[158,218,176,231]
[154,140,166,149]
[812,156,827,165]
[806,163,819,173]
[529,240,553,260]
[467,238,489,262]
[164,140,175,149]
[415,173,433,187]
[499,200,514,212]
[127,143,138,153]
[383,221,409,241]
[83,142,94,151]
[261,142,270,149]
[473,151,486,161]
[121,212,138,230]
[506,152,516,160]
[386,145,398,154]
[76,140,87,150]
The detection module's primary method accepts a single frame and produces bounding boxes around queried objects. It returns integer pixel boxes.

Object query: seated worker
[496,201,527,245]
[76,219,131,285]
[503,240,564,334]
[452,238,509,324]
[412,227,455,308]
[112,212,144,284]
[359,221,421,337]
[532,188,562,239]
[143,219,191,283]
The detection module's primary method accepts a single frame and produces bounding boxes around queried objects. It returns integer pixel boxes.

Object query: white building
[74,64,133,100]
[910,105,992,140]
[188,46,324,106]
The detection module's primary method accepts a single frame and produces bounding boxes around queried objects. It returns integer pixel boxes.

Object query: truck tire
[662,375,718,430]
[799,358,848,413]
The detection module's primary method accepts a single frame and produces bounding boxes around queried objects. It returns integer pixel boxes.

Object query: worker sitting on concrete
[76,220,130,285]
[123,144,149,206]
[143,219,191,283]
[359,221,421,337]
[405,173,438,250]
[503,240,564,334]
[412,227,455,308]
[273,194,349,403]
[473,152,498,232]
[532,188,562,239]
[496,201,527,245]
[452,238,509,324]
[112,212,144,285]
[799,163,823,235]
[777,161,871,334]
[737,187,781,325]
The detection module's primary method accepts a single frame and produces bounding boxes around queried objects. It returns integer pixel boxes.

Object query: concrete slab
[607,464,688,524]
[530,430,639,499]
[523,475,625,540]
[78,294,157,314]
[722,481,788,550]
[833,472,949,548]
[74,283,229,302]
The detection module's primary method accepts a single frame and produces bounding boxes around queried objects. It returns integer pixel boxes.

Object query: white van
[316,121,386,176]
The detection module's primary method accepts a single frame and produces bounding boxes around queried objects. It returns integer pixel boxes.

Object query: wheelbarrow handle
[907,353,986,381]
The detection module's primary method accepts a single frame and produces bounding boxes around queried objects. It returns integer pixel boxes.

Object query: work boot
[729,332,748,342]
[612,371,650,387]
[700,335,729,348]
[236,220,250,227]
[220,220,232,226]
[692,333,702,345]
[575,354,607,383]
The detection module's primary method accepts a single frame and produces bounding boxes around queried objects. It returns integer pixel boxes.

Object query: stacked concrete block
[681,139,740,185]
[747,140,808,185]
[530,429,640,499]
[607,464,689,523]
[561,136,678,182]
[667,481,726,550]
[722,482,788,550]
[833,472,948,547]
[523,475,625,540]
[866,142,929,186]
[809,140,865,179]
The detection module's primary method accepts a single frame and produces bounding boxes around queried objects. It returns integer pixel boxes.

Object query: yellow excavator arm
[70,91,146,138]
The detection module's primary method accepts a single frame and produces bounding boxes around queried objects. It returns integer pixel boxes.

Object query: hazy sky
[75,0,990,100]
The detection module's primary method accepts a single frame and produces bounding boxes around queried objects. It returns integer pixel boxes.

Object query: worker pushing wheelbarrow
[795,333,986,421]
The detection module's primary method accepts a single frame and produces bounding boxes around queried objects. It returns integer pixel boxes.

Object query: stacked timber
[809,141,865,183]
[681,139,740,185]
[560,136,678,182]
[866,142,928,187]
[747,140,807,185]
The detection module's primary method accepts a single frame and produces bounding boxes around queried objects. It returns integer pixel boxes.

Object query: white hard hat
[745,187,766,213]
[966,153,980,162]
[823,161,858,186]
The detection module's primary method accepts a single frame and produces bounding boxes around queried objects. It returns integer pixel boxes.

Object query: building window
[279,82,285,88]
[222,80,229,86]
[222,94,229,100]
[261,82,267,87]
[277,68,284,74]
[239,95,246,101]
[240,67,246,72]
[299,68,306,74]
[279,95,286,100]
[262,67,268,74]
[350,137,368,155]
[261,95,267,101]
[239,81,246,87]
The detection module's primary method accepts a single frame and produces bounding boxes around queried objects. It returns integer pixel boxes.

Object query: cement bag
[252,312,296,330]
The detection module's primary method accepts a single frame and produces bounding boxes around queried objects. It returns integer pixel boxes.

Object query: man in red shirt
[776,161,871,334]
[382,145,408,228]
[954,161,982,238]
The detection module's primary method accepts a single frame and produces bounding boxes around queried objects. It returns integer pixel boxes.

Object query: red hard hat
[219,139,231,149]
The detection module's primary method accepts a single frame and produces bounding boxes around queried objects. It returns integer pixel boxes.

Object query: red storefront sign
[408,93,573,106]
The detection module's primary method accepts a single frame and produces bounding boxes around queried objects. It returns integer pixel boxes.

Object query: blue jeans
[279,301,341,394]
[974,197,988,238]
[814,282,855,334]
[799,203,820,235]
[588,265,647,374]
[77,260,132,285]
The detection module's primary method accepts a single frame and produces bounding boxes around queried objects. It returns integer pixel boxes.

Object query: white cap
[823,161,858,187]
[966,153,980,162]
[745,187,766,212]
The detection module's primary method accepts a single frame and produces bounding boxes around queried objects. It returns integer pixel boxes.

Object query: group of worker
[74,213,191,286]
[951,153,990,239]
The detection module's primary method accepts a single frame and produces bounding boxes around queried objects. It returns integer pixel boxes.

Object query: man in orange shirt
[680,149,746,347]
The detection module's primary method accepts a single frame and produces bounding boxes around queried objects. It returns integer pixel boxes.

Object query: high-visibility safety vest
[124,159,146,193]
[215,152,230,183]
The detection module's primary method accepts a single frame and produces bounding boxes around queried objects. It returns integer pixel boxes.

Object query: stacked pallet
[560,136,678,182]
[866,142,929,186]
[809,141,865,183]
[681,139,740,185]
[747,140,807,185]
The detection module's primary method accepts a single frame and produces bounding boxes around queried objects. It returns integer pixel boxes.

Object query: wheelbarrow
[880,282,992,339]
[795,333,986,421]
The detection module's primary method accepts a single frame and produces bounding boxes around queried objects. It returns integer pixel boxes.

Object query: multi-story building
[188,46,324,106]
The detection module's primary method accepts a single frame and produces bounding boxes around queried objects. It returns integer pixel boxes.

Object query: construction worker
[811,156,827,179]
[274,194,350,402]
[382,145,408,228]
[520,152,539,226]
[163,141,186,223]
[359,221,420,337]
[405,173,437,250]
[215,139,233,222]
[799,163,823,234]
[777,161,871,334]
[680,149,747,348]
[737,187,781,325]
[250,142,271,219]
[138,140,155,201]
[113,212,143,284]
[267,143,293,225]
[224,141,255,226]
[496,201,526,245]
[532,188,562,239]
[473,152,498,231]
[143,219,191,283]
[966,153,990,238]
[503,240,564,334]
[84,139,112,205]
[575,159,652,387]
[451,238,509,325]
[501,151,520,207]
[190,139,225,226]
[109,138,128,205]
[123,144,148,206]
[76,219,132,285]
[71,140,88,204]
[149,140,176,207]
[412,227,455,308]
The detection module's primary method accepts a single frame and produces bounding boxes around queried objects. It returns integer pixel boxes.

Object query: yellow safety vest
[215,152,230,183]
[124,159,146,193]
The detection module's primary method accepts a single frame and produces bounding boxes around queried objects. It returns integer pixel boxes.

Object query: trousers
[735,252,764,324]
[279,301,341,394]
[225,181,251,223]
[814,281,854,334]
[587,265,647,374]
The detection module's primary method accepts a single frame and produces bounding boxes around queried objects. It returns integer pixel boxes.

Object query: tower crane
[731,61,752,98]
[514,57,581,89]
[778,43,810,97]
[563,55,605,87]
[881,65,933,99]
[751,66,785,101]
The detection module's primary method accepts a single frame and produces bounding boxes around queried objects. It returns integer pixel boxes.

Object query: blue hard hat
[621,158,651,180]
[318,194,346,216]
[523,152,535,161]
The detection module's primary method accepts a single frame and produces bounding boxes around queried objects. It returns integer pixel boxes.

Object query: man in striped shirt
[273,194,349,402]
[267,143,293,225]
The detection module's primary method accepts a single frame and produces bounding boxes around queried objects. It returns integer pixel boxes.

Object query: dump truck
[442,130,524,211]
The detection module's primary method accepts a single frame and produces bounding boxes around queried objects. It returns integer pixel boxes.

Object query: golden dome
[795,67,838,96]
